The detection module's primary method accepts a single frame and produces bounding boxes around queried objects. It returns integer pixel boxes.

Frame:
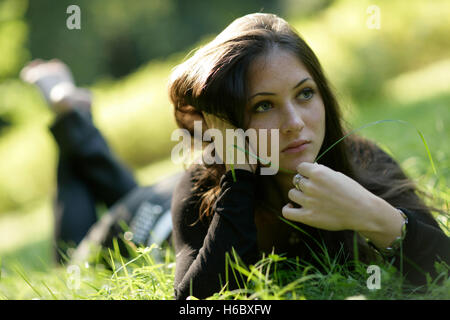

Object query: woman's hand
[202,112,257,173]
[282,162,404,248]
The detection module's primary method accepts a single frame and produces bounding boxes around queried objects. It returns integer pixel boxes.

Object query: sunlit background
[0,0,448,298]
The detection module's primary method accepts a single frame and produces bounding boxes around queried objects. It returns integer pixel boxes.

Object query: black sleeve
[171,168,260,300]
[394,207,450,285]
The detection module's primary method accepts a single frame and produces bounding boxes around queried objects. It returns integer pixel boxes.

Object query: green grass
[1,236,448,300]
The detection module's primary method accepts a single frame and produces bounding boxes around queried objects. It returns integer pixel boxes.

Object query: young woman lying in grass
[20,12,449,301]
[168,12,450,300]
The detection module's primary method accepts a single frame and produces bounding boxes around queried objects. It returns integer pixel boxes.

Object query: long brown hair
[168,13,439,232]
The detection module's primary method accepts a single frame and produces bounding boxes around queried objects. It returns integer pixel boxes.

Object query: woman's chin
[280,157,314,173]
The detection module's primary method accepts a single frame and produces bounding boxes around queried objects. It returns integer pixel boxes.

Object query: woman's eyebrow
[293,77,312,89]
[248,77,312,100]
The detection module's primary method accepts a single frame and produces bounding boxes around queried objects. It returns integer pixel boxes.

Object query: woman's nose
[280,103,304,135]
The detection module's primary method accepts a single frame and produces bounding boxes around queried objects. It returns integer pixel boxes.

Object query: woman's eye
[297,88,314,100]
[254,101,273,113]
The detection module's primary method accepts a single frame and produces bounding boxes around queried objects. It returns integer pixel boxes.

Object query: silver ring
[293,173,304,191]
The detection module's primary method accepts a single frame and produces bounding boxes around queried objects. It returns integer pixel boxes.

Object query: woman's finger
[292,173,310,192]
[281,203,310,222]
[296,161,323,178]
[287,188,308,206]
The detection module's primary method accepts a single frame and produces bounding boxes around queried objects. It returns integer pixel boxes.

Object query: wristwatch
[368,208,408,258]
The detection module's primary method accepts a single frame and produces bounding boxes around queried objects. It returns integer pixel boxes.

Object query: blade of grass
[13,265,43,298]
[230,119,438,178]
[276,274,319,297]
[416,129,437,175]
[316,119,437,176]
[41,280,58,300]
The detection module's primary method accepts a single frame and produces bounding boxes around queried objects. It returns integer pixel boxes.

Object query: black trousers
[49,109,138,260]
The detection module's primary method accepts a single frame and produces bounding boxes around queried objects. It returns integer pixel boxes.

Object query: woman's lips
[282,141,310,154]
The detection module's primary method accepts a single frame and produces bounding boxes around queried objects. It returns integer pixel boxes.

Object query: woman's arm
[350,139,449,284]
[283,162,450,285]
[171,166,260,299]
[393,207,450,285]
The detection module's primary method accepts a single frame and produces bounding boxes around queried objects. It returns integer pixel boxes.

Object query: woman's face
[245,47,326,173]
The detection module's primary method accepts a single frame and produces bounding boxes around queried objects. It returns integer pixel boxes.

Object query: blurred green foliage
[0,0,29,79]
[290,0,450,102]
[0,0,449,215]
[25,0,284,84]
